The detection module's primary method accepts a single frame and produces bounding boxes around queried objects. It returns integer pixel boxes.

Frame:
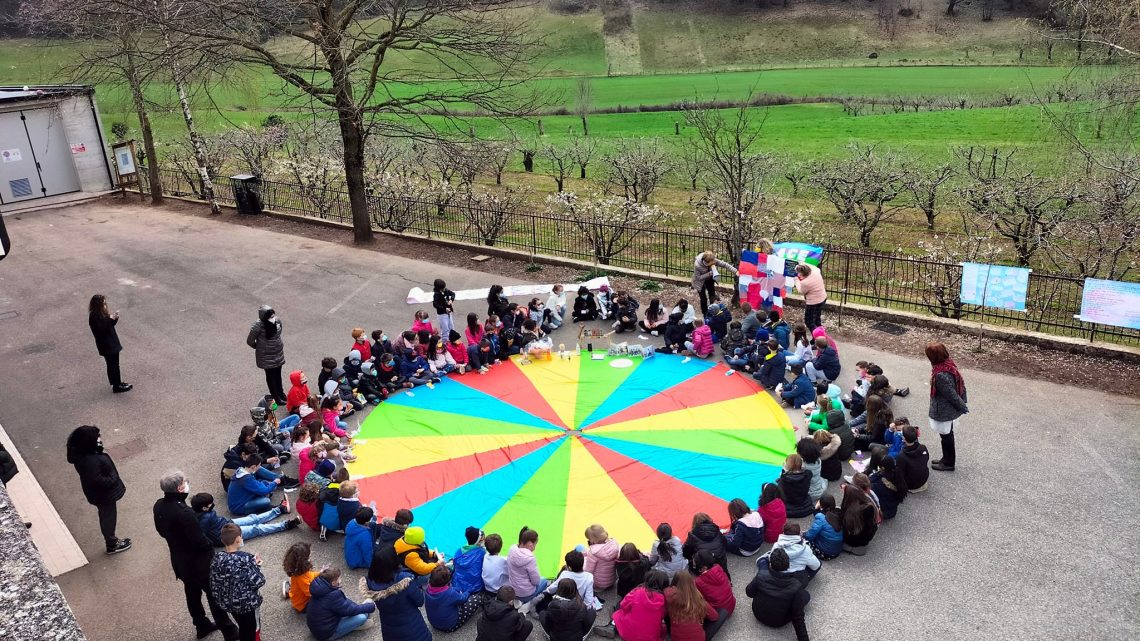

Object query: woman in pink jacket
[794,263,828,330]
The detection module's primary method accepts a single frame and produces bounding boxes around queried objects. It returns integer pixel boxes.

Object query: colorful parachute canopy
[349,353,795,576]
[773,242,824,267]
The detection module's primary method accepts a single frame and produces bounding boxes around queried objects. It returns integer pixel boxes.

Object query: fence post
[664,229,670,277]
[530,213,537,262]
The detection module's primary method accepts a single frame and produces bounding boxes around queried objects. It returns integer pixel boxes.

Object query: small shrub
[261,114,285,129]
[110,122,129,141]
[637,279,662,292]
[234,105,248,112]
[574,268,612,282]
[525,263,544,272]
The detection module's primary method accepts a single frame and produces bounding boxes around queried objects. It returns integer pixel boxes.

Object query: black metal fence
[139,168,1140,347]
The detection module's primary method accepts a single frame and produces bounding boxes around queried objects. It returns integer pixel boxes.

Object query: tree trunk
[125,46,163,205]
[337,110,373,244]
[859,227,873,247]
[154,0,217,214]
[581,115,589,136]
[555,175,564,192]
[579,165,586,179]
[925,195,937,229]
[523,151,534,172]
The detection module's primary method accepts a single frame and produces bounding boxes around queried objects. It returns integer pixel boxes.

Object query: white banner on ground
[406,276,612,305]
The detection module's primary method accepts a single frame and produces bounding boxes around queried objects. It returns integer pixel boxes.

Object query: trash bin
[231,174,263,215]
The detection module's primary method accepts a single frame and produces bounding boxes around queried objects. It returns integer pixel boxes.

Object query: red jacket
[296,497,320,531]
[445,341,469,365]
[613,586,666,641]
[694,564,735,615]
[665,586,718,641]
[351,339,372,362]
[690,324,714,357]
[286,370,310,413]
[759,499,787,544]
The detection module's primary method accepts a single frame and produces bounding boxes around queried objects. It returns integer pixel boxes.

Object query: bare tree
[460,187,526,246]
[25,0,164,204]
[479,140,514,185]
[541,143,574,192]
[546,192,665,266]
[162,0,542,243]
[808,143,910,248]
[567,135,597,180]
[906,164,954,230]
[232,123,288,178]
[783,162,808,197]
[1043,156,1140,279]
[367,173,436,233]
[603,137,672,203]
[672,140,704,192]
[168,134,230,200]
[576,77,593,136]
[276,122,345,219]
[910,211,1004,319]
[957,146,1081,266]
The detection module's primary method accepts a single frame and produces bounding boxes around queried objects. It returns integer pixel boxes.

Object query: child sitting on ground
[228,455,284,516]
[541,549,602,611]
[476,586,533,641]
[317,470,353,541]
[785,323,812,367]
[319,397,349,439]
[754,339,787,389]
[758,483,787,545]
[376,352,411,391]
[508,526,547,605]
[371,330,391,361]
[572,286,599,322]
[296,482,322,531]
[345,506,379,569]
[350,327,372,362]
[283,542,319,612]
[613,292,640,333]
[896,424,930,492]
[357,363,388,404]
[426,565,484,632]
[705,302,731,342]
[804,495,843,560]
[720,320,749,357]
[692,549,736,617]
[318,357,338,393]
[342,350,364,386]
[451,526,487,594]
[445,331,471,375]
[596,285,614,320]
[481,533,510,597]
[400,348,437,387]
[304,457,336,490]
[377,508,413,547]
[762,523,820,587]
[780,364,815,408]
[425,335,457,377]
[725,498,765,557]
[394,525,444,578]
[193,492,298,545]
[287,370,313,415]
[684,318,714,359]
[665,569,720,641]
[412,309,435,335]
[546,285,566,327]
[584,524,619,592]
[766,311,791,350]
[615,542,651,601]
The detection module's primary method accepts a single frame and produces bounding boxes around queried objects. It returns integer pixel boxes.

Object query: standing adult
[793,264,827,331]
[154,470,239,640]
[691,252,736,316]
[66,425,131,555]
[88,294,131,393]
[246,305,286,405]
[926,342,968,472]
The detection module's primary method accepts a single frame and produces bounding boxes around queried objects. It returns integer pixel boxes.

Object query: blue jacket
[706,308,731,343]
[425,584,470,631]
[725,511,765,555]
[885,429,904,458]
[769,321,791,350]
[451,543,486,594]
[196,509,232,547]
[812,346,841,381]
[755,351,787,389]
[344,519,376,569]
[400,353,431,379]
[226,468,275,513]
[804,512,843,558]
[306,576,376,641]
[362,574,431,641]
[782,374,815,408]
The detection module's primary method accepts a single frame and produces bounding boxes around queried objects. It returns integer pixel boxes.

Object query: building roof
[0,85,94,105]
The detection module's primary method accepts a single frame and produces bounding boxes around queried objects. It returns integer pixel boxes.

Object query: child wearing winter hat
[445,331,471,375]
[357,363,388,405]
[451,526,487,595]
[394,525,443,577]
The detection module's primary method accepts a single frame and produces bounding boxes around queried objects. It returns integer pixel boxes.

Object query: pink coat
[795,265,827,305]
[445,341,469,365]
[613,586,667,641]
[690,324,714,357]
[412,318,435,334]
[507,545,542,597]
[585,538,619,590]
[759,498,787,544]
[465,325,485,347]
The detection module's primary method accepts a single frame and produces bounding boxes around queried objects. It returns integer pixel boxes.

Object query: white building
[0,85,115,212]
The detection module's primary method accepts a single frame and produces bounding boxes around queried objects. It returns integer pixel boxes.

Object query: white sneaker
[650,330,659,336]
[281,578,290,599]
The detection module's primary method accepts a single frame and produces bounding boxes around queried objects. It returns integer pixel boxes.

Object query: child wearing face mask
[349,328,372,362]
[371,330,392,359]
[286,370,313,414]
[572,286,599,322]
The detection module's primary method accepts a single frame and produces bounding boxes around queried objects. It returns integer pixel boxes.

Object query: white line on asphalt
[254,261,305,295]
[327,276,376,315]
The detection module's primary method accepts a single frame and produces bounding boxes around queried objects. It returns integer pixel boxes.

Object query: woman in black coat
[88,294,131,393]
[246,304,286,404]
[66,425,130,554]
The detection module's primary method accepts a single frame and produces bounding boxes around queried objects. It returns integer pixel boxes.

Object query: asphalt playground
[0,201,1136,641]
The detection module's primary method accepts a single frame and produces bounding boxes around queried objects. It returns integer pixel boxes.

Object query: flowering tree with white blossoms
[461,187,528,247]
[546,192,666,266]
[366,172,441,233]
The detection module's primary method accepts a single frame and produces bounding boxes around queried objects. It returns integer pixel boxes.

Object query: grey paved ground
[0,202,1137,641]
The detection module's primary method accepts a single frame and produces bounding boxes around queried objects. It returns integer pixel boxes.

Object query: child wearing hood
[761,523,820,587]
[724,498,765,557]
[357,362,389,404]
[349,327,372,362]
[584,524,619,591]
[451,526,487,594]
[720,320,749,354]
[477,586,533,641]
[394,525,444,578]
[378,508,413,547]
[342,350,364,386]
[399,348,437,387]
[286,370,313,414]
[705,302,731,343]
[571,285,599,322]
[426,565,484,632]
[508,526,547,604]
[596,285,614,320]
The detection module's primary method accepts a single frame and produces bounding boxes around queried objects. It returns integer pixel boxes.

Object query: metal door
[0,110,37,203]
[22,108,79,197]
